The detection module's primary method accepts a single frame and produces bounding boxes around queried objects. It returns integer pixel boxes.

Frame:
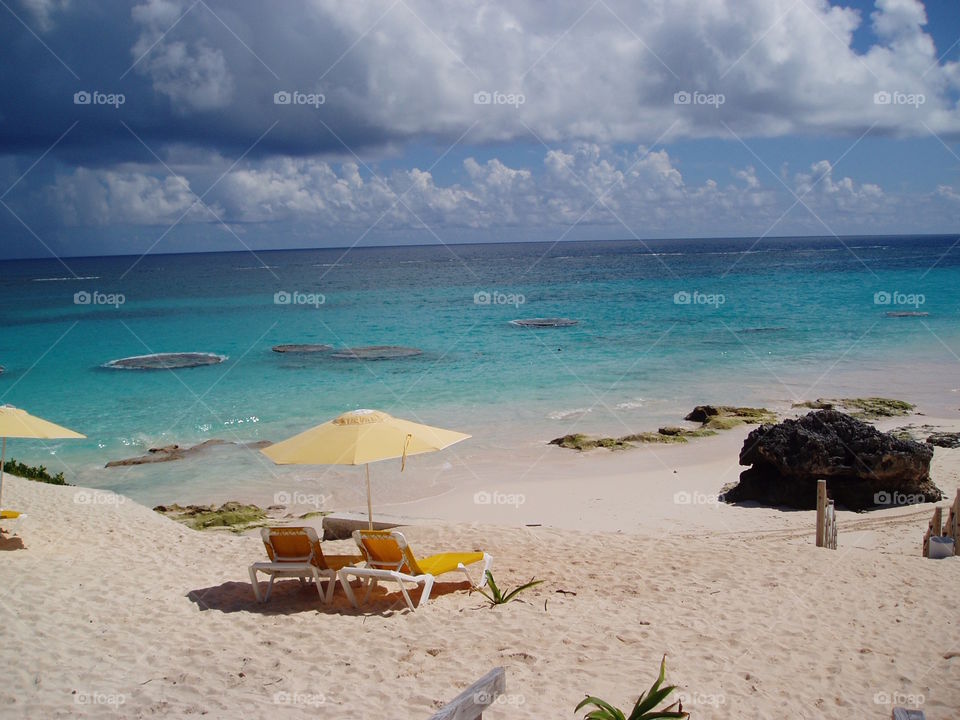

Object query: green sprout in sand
[576,655,689,720]
[475,570,543,606]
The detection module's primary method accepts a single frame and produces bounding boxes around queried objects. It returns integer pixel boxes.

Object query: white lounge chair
[248,526,361,603]
[339,529,491,611]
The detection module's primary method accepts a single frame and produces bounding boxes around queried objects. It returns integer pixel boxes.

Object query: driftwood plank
[430,667,506,720]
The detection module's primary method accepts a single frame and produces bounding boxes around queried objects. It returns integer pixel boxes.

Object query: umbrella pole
[365,463,373,530]
[0,437,5,511]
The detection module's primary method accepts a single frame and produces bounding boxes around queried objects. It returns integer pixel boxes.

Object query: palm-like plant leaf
[577,655,689,720]
[475,571,542,606]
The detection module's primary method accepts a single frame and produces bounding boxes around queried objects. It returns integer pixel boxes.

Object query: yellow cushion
[416,552,485,577]
[0,510,20,520]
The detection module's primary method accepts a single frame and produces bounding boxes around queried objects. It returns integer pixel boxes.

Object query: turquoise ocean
[1,235,958,506]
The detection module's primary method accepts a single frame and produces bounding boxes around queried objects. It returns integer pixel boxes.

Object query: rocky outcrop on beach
[153,502,267,531]
[510,318,578,327]
[330,346,422,360]
[106,439,272,467]
[725,409,941,510]
[272,344,332,353]
[103,352,226,370]
[549,406,775,450]
[927,432,960,449]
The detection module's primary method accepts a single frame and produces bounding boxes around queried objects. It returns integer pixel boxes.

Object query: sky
[0,0,957,260]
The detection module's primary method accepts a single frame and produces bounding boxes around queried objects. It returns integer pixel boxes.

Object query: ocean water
[1,235,958,505]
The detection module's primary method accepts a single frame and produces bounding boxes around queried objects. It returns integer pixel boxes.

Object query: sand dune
[2,444,959,720]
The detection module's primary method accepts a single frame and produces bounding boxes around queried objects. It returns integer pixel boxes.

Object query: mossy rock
[154,501,267,532]
[792,397,914,420]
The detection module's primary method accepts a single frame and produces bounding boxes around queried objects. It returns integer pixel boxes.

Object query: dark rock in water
[510,318,578,328]
[885,311,929,317]
[272,344,332,353]
[685,405,719,423]
[725,409,941,510]
[330,346,422,360]
[103,352,226,370]
[106,438,272,467]
[927,432,960,449]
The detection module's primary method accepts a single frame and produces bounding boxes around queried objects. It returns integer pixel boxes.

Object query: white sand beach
[1,416,958,719]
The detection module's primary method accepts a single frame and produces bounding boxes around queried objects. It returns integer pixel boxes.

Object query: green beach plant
[3,458,68,485]
[475,570,543,606]
[576,655,689,720]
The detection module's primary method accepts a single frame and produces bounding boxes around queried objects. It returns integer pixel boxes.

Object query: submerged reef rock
[725,409,940,510]
[103,352,226,370]
[106,439,272,467]
[272,344,332,353]
[330,346,422,360]
[510,318,578,328]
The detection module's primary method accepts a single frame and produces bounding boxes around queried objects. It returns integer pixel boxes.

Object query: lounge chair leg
[339,571,359,608]
[417,577,435,609]
[399,582,416,612]
[249,566,263,602]
[264,574,275,602]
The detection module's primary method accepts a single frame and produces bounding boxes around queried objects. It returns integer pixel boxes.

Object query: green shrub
[3,458,68,485]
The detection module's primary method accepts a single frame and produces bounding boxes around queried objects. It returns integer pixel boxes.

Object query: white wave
[33,276,100,281]
[615,399,645,410]
[547,407,593,420]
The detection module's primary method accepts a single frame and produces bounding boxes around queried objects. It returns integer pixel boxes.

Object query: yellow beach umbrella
[261,408,470,528]
[0,404,86,514]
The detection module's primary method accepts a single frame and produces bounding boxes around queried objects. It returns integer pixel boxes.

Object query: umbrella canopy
[0,404,86,512]
[261,409,470,527]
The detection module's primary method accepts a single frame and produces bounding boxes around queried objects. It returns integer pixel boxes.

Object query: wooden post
[430,667,506,720]
[949,489,960,542]
[816,479,827,548]
[923,506,942,557]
